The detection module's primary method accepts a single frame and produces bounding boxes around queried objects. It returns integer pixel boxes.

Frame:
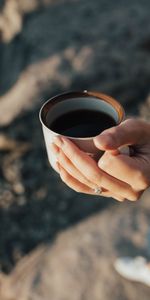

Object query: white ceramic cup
[39,90,125,171]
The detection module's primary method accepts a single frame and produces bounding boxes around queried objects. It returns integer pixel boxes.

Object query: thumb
[93,118,145,151]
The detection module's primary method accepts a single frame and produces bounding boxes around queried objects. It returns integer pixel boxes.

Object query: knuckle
[125,118,141,128]
[125,118,148,137]
[125,118,136,126]
[128,191,141,201]
[136,169,149,190]
[128,195,137,201]
[115,196,125,202]
[140,178,149,190]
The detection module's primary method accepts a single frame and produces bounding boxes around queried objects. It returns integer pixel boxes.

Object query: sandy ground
[0,0,150,299]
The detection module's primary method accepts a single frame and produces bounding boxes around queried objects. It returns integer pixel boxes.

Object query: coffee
[49,109,116,138]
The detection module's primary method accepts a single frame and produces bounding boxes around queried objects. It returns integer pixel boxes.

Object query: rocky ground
[0,0,150,299]
[1,190,150,300]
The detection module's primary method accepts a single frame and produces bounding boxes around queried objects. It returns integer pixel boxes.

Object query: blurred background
[0,0,150,299]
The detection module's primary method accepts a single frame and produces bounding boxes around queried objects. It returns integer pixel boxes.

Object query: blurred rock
[139,94,150,121]
[2,142,30,194]
[0,0,22,43]
[0,53,69,125]
[0,190,150,300]
[0,0,62,42]
[0,183,14,208]
[0,134,18,151]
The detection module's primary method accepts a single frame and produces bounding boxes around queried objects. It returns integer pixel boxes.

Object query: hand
[50,121,144,201]
[94,118,150,200]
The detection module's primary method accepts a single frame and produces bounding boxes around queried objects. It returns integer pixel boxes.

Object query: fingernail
[94,134,114,149]
[54,136,63,148]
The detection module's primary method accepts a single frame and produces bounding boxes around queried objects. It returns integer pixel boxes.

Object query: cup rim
[39,90,125,140]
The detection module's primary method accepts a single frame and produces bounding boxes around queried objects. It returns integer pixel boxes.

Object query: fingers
[93,118,148,151]
[58,163,94,194]
[58,163,125,201]
[99,152,149,191]
[100,170,141,201]
[58,150,98,190]
[50,142,97,189]
[54,136,103,187]
[53,137,140,201]
[50,141,124,201]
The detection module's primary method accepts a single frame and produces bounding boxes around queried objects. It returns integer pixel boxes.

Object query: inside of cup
[45,97,119,128]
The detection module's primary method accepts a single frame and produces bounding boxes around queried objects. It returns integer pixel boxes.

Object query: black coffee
[49,109,116,138]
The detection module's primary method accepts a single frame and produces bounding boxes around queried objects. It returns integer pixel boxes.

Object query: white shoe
[114,256,150,286]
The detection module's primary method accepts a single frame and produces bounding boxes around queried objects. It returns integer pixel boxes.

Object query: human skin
[51,119,150,202]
